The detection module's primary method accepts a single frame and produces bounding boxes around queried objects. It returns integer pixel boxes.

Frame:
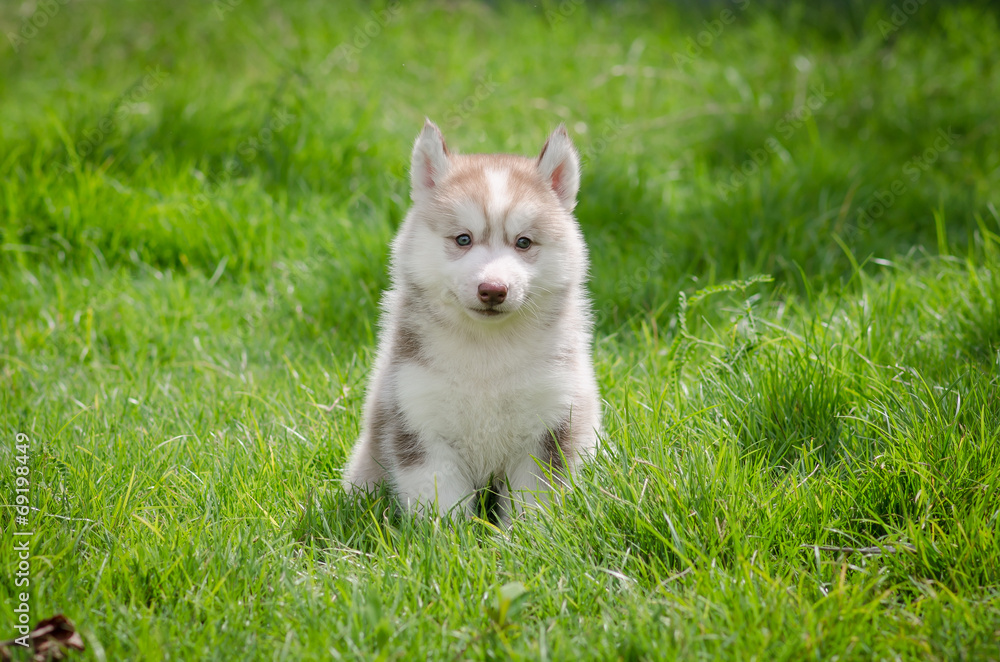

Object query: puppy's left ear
[537,124,581,212]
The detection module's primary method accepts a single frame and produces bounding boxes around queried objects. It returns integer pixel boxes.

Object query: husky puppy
[344,119,601,520]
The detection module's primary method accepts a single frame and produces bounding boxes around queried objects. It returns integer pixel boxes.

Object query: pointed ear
[410,119,451,201]
[537,124,581,212]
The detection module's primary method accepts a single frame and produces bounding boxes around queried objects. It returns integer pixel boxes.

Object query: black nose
[478,282,508,305]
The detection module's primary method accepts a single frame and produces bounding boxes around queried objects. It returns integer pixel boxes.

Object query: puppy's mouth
[449,292,513,320]
[470,307,507,317]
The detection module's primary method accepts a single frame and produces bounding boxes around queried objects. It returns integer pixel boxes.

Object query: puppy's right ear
[537,124,581,212]
[410,119,451,201]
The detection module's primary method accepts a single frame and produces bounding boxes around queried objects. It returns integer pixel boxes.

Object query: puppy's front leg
[497,453,565,524]
[393,442,476,518]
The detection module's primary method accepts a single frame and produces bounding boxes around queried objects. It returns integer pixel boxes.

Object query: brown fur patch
[394,324,423,363]
[369,392,426,468]
[395,424,425,467]
[541,416,573,470]
[368,398,390,457]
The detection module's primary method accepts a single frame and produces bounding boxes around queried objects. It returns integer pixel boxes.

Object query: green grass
[2,1,999,659]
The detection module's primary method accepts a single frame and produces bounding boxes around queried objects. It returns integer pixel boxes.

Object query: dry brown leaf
[0,614,85,662]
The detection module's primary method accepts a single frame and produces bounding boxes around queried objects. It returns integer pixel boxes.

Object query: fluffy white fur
[344,119,601,521]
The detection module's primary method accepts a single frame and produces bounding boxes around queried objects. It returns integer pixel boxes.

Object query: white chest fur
[392,334,572,483]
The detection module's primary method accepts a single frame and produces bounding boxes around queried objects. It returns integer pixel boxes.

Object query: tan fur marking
[395,425,425,467]
[431,154,567,243]
[394,324,423,363]
[368,398,391,456]
[371,391,426,468]
[541,416,574,471]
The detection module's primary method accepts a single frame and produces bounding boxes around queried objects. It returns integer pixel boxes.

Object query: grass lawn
[2,1,999,659]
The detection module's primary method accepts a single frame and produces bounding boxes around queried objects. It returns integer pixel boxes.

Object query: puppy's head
[393,119,587,328]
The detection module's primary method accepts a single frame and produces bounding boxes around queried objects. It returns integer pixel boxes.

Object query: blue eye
[515,237,532,250]
[456,234,472,247]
